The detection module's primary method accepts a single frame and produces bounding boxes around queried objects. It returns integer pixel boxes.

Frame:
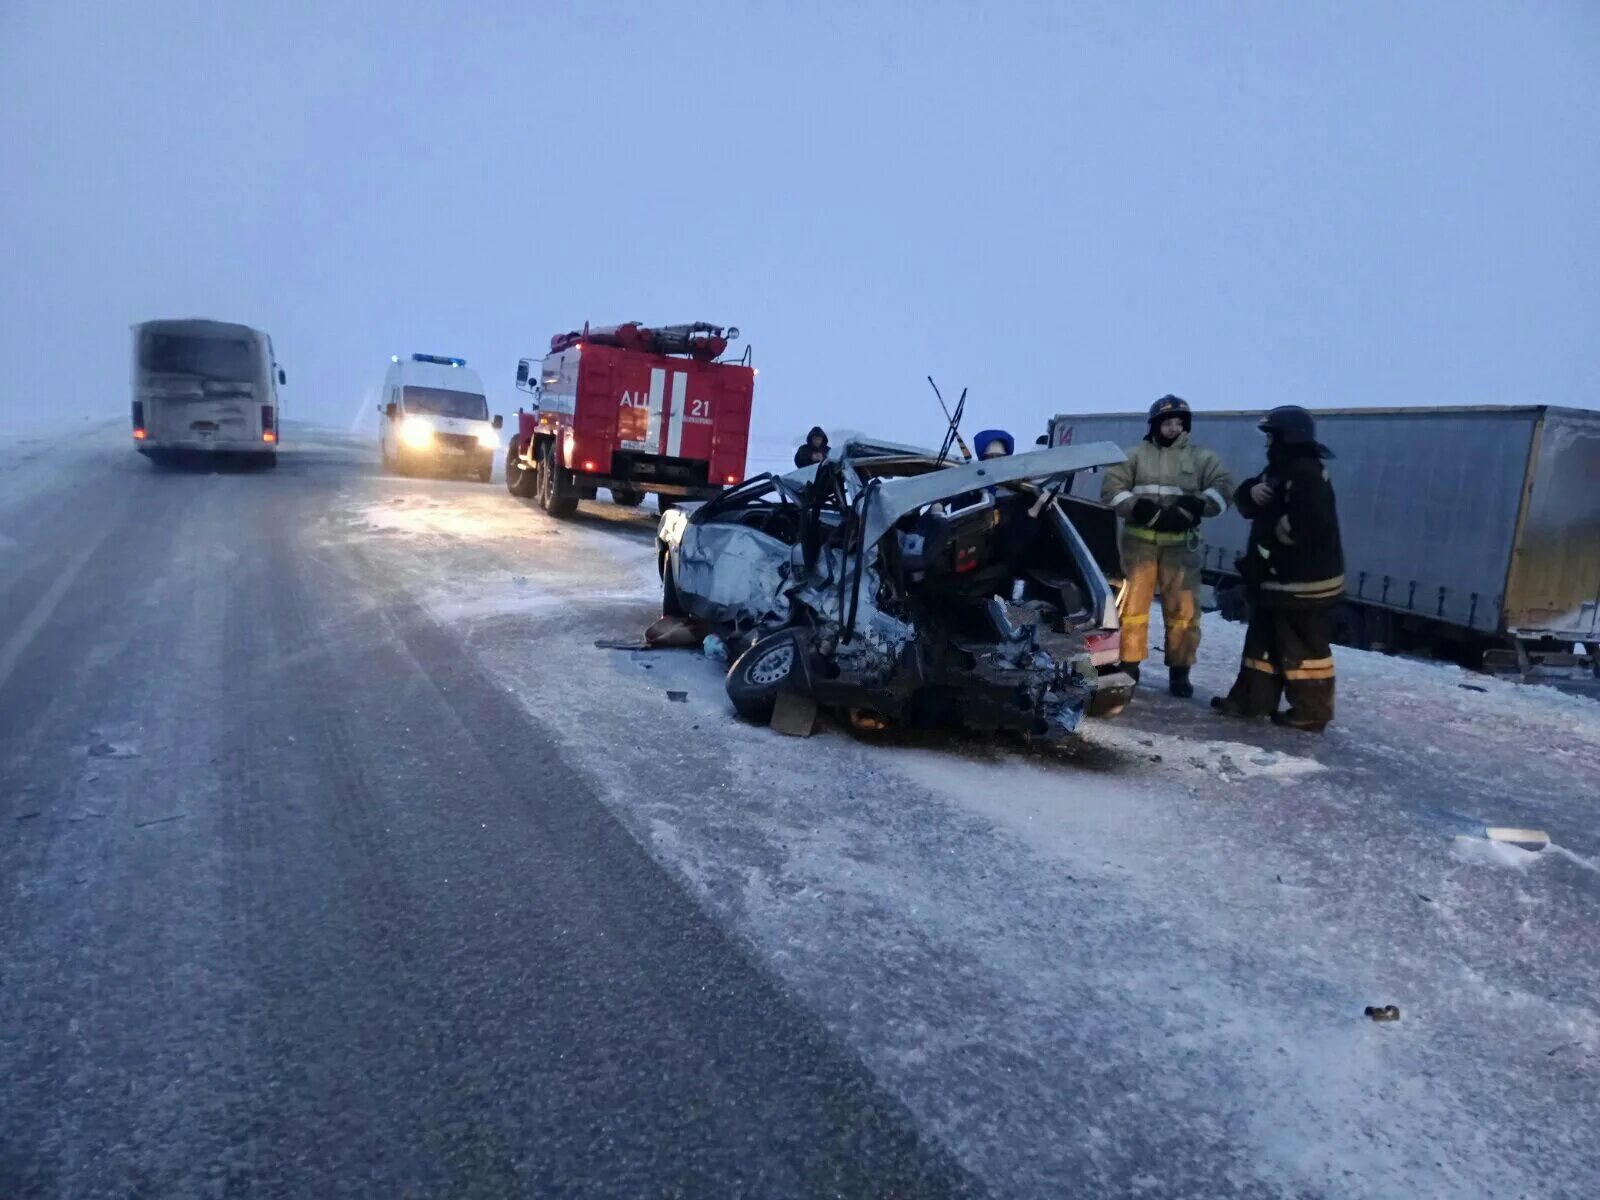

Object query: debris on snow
[1484,826,1550,851]
[666,691,688,703]
[1365,1005,1402,1022]
[594,637,650,651]
[1451,834,1544,870]
[702,633,728,662]
[644,616,710,648]
[87,742,138,759]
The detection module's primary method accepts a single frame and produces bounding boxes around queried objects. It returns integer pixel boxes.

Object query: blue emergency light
[412,353,466,367]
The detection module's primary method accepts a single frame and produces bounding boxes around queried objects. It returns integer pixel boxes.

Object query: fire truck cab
[508,321,754,516]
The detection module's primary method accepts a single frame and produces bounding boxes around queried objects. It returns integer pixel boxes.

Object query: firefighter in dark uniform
[1213,405,1344,731]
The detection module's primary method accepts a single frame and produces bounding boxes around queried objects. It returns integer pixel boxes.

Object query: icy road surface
[3,425,1597,1198]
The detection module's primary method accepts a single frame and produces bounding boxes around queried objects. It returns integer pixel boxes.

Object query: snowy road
[2,424,1597,1198]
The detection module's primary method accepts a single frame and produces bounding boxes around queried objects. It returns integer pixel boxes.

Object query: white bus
[131,319,285,466]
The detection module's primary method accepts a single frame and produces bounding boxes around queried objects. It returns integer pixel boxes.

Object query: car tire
[610,486,644,507]
[506,442,538,497]
[661,561,686,618]
[538,441,579,517]
[725,628,804,724]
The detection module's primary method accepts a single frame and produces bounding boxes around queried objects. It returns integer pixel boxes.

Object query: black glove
[1151,505,1196,532]
[1130,498,1159,524]
[1176,494,1206,522]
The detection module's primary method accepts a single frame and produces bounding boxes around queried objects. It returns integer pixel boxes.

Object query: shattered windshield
[402,387,488,420]
[140,334,255,381]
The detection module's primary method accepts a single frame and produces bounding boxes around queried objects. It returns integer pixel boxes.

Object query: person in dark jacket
[794,426,829,468]
[1212,405,1344,731]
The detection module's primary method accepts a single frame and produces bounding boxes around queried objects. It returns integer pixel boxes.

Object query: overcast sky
[2,1,1596,448]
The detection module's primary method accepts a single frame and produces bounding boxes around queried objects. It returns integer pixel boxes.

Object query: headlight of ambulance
[476,427,500,448]
[401,416,435,449]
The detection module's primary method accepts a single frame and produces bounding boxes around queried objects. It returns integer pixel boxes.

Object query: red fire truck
[507,321,754,516]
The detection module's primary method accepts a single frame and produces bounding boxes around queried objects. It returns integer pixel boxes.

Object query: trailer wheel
[538,440,579,517]
[610,486,644,508]
[725,628,804,724]
[506,442,537,497]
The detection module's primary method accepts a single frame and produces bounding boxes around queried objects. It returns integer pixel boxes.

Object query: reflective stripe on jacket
[1235,448,1345,607]
[1124,526,1194,546]
[1100,432,1235,527]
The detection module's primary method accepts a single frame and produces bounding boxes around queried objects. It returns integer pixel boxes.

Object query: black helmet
[1149,394,1191,428]
[1258,405,1316,444]
[1259,405,1334,457]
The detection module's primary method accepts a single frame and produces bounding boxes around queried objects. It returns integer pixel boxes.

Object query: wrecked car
[656,436,1133,738]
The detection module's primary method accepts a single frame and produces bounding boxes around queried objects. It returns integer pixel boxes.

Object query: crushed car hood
[860,441,1124,550]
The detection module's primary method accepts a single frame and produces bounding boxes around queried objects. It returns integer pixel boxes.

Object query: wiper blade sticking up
[929,377,970,468]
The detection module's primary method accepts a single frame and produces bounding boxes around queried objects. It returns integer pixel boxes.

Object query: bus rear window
[141,335,255,381]
[403,387,488,420]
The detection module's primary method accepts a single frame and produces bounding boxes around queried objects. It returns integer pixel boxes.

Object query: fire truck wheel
[609,486,644,508]
[506,443,538,497]
[538,441,579,517]
[725,628,804,723]
[661,562,686,617]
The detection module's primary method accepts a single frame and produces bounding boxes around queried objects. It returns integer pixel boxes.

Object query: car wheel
[661,561,686,617]
[725,628,804,723]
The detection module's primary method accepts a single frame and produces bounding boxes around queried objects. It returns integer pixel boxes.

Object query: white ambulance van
[378,354,502,481]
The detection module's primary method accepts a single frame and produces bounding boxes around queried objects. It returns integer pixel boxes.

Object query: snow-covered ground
[310,428,1600,1200]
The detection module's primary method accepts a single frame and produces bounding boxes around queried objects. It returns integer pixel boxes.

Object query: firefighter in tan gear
[1101,395,1234,698]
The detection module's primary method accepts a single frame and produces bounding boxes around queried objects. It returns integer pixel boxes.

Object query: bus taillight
[261,405,276,443]
[132,400,145,439]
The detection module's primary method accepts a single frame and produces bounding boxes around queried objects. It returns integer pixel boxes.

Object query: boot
[1211,696,1251,718]
[1168,666,1194,698]
[1119,660,1141,684]
[1271,711,1327,734]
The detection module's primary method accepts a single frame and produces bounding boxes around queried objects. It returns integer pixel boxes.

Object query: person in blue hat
[972,429,1015,460]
